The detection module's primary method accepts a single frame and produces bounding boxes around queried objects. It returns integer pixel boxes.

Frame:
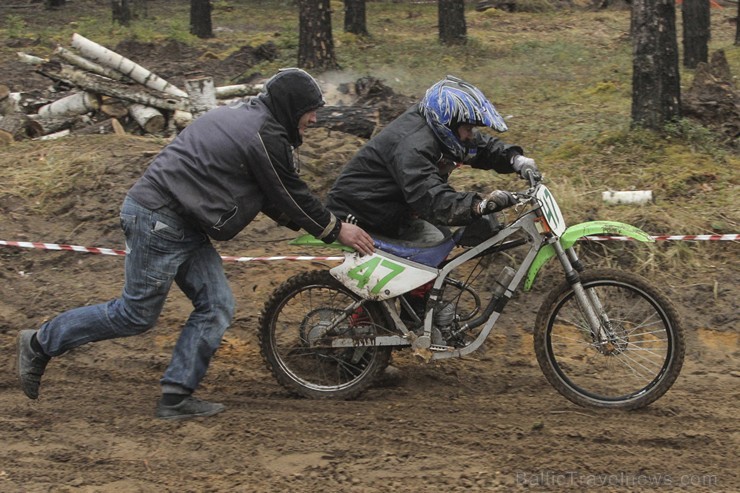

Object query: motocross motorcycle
[258,174,684,410]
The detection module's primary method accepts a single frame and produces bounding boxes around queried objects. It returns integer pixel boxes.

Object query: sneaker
[17,329,50,400]
[155,395,225,420]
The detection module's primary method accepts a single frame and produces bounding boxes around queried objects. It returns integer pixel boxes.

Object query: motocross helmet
[420,75,508,161]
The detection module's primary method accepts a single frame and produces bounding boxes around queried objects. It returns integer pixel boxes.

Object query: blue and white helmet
[420,75,508,161]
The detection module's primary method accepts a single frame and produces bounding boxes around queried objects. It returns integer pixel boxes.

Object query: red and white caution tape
[583,234,739,242]
[219,255,344,263]
[0,241,127,256]
[1,234,738,262]
[0,241,343,262]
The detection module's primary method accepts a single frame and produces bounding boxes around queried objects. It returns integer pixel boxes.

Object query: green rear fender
[290,233,355,252]
[523,221,653,291]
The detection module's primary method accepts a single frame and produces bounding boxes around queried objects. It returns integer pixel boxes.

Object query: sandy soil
[0,128,737,493]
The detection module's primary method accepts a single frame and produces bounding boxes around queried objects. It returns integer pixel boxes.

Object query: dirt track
[0,131,738,492]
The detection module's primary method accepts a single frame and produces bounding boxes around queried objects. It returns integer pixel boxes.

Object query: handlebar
[524,168,541,188]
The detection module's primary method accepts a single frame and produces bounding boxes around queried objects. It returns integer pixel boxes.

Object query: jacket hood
[258,68,325,147]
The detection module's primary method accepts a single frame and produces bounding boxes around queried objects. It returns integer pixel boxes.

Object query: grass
[1,0,738,271]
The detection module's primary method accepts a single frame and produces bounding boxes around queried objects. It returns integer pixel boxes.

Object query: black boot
[17,330,51,400]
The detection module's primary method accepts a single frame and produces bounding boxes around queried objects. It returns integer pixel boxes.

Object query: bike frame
[292,184,655,361]
[322,204,551,360]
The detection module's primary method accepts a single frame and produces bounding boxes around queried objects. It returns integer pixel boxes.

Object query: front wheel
[534,268,684,410]
[259,270,392,400]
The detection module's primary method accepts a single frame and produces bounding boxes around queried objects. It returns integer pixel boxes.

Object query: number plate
[535,185,567,237]
[330,252,438,300]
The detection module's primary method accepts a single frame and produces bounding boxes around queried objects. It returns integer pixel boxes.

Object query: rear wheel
[259,270,392,400]
[534,269,684,409]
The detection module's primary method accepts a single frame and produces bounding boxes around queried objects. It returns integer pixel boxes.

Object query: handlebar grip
[524,169,540,187]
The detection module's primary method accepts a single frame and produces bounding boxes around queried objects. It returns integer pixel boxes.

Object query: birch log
[128,103,165,134]
[71,33,188,98]
[28,114,73,134]
[54,45,129,81]
[17,52,48,65]
[0,85,15,115]
[36,129,71,140]
[172,110,193,130]
[75,117,126,136]
[0,112,42,142]
[38,62,189,111]
[37,91,100,118]
[215,83,260,99]
[99,97,129,118]
[185,76,216,118]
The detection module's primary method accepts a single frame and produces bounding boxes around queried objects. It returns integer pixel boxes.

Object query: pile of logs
[0,33,260,144]
[0,33,384,145]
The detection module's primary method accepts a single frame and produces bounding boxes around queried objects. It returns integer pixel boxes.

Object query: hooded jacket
[326,103,523,237]
[127,69,341,242]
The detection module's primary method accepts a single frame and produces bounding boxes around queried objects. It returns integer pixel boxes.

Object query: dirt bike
[258,174,685,410]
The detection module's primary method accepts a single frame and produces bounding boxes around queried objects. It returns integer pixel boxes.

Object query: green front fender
[290,233,355,252]
[523,221,653,291]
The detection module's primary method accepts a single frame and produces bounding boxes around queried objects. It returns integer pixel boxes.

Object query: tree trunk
[132,0,148,19]
[682,0,710,69]
[111,0,132,26]
[439,0,467,45]
[631,0,681,129]
[736,0,740,46]
[298,0,338,71]
[190,0,213,39]
[45,0,66,9]
[344,0,368,36]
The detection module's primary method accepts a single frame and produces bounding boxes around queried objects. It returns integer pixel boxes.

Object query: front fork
[551,241,614,348]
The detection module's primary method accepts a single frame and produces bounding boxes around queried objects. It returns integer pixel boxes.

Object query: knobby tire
[534,268,685,410]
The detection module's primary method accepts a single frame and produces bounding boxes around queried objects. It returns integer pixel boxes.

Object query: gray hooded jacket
[127,69,341,242]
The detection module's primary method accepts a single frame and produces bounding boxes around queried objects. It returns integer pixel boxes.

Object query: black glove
[512,155,542,182]
[477,190,517,215]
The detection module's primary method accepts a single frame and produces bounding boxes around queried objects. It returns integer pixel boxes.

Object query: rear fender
[523,221,653,291]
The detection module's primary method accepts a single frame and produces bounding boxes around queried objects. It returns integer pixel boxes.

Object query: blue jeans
[36,196,235,392]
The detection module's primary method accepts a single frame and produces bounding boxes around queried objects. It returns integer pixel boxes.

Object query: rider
[325,75,541,245]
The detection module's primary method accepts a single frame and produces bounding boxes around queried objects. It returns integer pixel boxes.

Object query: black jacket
[127,73,340,242]
[326,104,523,237]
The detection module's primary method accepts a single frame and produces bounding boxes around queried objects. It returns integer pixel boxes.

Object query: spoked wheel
[534,268,684,410]
[259,270,392,400]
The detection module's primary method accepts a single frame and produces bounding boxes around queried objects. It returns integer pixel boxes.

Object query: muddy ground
[0,128,737,492]
[1,20,739,493]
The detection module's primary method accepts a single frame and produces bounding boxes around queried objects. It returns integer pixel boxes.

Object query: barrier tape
[0,241,343,262]
[582,234,739,242]
[1,234,738,262]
